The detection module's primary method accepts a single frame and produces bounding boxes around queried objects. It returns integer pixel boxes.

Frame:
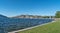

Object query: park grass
[18,21,60,33]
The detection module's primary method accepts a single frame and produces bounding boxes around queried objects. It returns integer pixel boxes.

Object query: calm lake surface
[0,18,54,33]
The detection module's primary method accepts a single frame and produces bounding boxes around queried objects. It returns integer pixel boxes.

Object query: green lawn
[18,21,60,33]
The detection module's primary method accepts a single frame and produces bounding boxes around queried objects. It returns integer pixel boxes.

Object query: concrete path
[8,21,55,33]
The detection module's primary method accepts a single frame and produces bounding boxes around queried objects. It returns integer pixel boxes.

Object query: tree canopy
[55,11,60,18]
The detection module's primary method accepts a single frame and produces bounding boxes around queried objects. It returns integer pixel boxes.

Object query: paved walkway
[8,21,55,33]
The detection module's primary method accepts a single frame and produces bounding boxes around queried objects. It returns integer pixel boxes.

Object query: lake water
[0,18,54,33]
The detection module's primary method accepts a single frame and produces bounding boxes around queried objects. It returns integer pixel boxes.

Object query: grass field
[18,21,60,33]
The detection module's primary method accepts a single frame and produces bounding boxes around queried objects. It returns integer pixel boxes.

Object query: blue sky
[0,0,60,17]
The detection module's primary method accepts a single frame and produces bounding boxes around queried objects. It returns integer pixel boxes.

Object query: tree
[55,11,60,18]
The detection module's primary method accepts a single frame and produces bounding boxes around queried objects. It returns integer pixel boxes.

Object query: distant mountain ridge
[11,15,42,18]
[11,15,54,18]
[0,14,54,19]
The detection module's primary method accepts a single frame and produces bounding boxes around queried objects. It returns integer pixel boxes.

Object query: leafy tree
[55,11,60,18]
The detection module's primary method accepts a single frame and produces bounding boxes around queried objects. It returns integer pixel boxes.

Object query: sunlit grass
[18,21,60,33]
